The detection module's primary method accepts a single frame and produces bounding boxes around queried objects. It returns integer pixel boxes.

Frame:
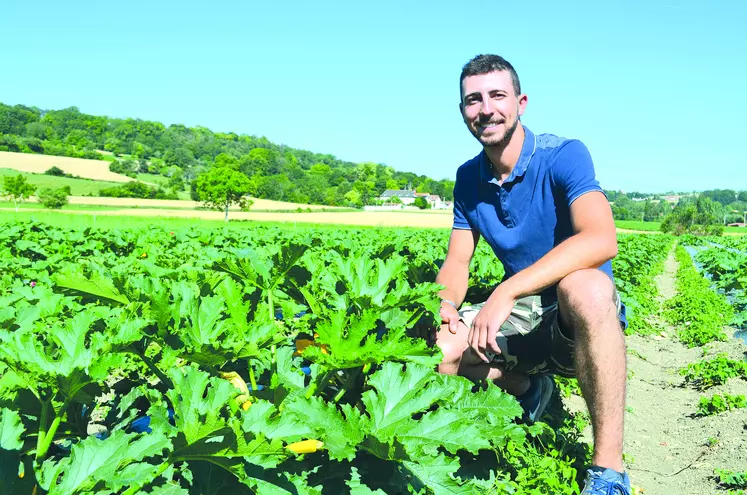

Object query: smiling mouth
[479,121,503,130]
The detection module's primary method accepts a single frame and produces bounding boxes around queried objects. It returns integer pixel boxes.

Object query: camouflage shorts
[458,291,624,378]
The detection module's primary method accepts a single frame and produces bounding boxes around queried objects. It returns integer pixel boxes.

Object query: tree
[37,186,70,209]
[195,167,253,221]
[701,189,737,206]
[239,148,279,176]
[344,189,363,208]
[414,197,431,210]
[167,169,185,191]
[385,179,399,190]
[44,166,67,177]
[2,174,36,212]
[163,147,195,168]
[610,194,644,221]
[642,199,667,222]
[660,195,724,235]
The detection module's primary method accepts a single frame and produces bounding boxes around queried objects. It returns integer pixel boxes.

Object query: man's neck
[484,124,525,181]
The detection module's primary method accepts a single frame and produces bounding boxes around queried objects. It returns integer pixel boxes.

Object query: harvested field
[0,151,133,182]
[26,195,351,211]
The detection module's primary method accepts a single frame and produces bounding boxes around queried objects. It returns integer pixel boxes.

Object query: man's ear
[517,94,528,117]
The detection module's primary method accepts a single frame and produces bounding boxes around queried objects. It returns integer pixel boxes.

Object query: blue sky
[1,0,745,193]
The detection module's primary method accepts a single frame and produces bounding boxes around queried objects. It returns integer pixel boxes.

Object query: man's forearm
[499,230,618,300]
[436,260,470,307]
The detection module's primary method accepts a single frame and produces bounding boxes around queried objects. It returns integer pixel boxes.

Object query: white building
[378,189,417,205]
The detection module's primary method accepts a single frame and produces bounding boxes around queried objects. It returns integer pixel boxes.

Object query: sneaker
[518,374,554,423]
[581,467,631,495]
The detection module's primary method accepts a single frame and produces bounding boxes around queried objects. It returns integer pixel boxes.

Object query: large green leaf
[137,485,189,495]
[347,467,388,495]
[167,367,289,470]
[54,268,130,305]
[0,408,23,451]
[361,362,451,439]
[283,396,368,461]
[397,408,489,457]
[166,366,239,445]
[41,430,171,495]
[303,310,440,370]
[403,454,497,495]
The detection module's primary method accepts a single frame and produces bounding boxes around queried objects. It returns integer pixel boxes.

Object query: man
[435,54,631,495]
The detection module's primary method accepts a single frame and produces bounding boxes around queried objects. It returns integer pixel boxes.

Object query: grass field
[0,168,126,196]
[3,204,745,233]
[2,208,745,233]
[0,207,451,228]
[615,219,747,234]
[614,220,661,231]
[136,173,169,186]
[0,210,412,231]
[0,151,133,182]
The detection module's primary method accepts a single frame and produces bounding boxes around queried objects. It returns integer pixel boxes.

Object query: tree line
[0,103,455,207]
[605,189,747,226]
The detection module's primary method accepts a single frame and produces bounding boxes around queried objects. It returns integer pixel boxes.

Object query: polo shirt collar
[479,125,537,185]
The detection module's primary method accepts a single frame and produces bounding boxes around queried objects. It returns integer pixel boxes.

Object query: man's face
[460,70,527,148]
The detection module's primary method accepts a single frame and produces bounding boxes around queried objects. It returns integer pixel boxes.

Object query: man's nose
[479,98,493,116]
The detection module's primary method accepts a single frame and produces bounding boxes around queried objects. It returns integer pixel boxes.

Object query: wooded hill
[0,103,455,207]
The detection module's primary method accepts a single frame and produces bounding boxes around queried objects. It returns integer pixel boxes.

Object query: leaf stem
[35,399,51,462]
[333,368,361,403]
[268,290,274,321]
[36,400,70,462]
[305,370,331,399]
[134,349,174,389]
[248,366,258,395]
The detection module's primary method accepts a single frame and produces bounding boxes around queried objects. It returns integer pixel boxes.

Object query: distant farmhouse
[371,189,451,211]
[379,189,417,205]
[414,192,445,209]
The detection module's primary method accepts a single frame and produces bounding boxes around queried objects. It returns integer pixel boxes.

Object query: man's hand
[468,287,515,362]
[439,301,460,334]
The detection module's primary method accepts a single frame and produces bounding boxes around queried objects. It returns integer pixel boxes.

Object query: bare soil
[568,248,747,495]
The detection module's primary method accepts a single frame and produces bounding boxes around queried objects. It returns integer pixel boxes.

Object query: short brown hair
[460,54,521,97]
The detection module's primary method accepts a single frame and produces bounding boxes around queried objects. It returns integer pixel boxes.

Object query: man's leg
[557,269,626,473]
[435,320,531,396]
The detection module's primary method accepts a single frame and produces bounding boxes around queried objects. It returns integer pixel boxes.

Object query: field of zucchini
[0,221,673,494]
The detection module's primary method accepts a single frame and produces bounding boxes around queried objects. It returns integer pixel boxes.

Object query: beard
[470,115,519,148]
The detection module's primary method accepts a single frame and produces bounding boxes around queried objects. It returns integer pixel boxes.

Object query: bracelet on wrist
[441,299,458,310]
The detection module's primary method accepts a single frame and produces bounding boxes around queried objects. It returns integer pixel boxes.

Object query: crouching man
[434,54,631,495]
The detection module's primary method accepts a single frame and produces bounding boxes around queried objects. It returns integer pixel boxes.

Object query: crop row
[664,246,733,347]
[0,221,674,494]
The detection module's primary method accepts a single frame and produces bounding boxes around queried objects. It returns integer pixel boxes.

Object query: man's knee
[557,269,615,318]
[435,323,469,375]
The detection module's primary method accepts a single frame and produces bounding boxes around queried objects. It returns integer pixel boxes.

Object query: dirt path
[622,247,747,495]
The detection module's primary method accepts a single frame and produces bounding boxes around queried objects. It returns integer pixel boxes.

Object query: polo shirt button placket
[500,189,512,227]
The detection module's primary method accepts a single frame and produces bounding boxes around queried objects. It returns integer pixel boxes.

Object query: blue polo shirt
[453,125,615,292]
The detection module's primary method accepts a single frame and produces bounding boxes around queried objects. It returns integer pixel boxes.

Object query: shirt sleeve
[551,140,604,206]
[452,174,472,230]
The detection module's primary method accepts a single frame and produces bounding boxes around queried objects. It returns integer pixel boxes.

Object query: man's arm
[468,191,617,361]
[436,228,480,306]
[499,191,617,299]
